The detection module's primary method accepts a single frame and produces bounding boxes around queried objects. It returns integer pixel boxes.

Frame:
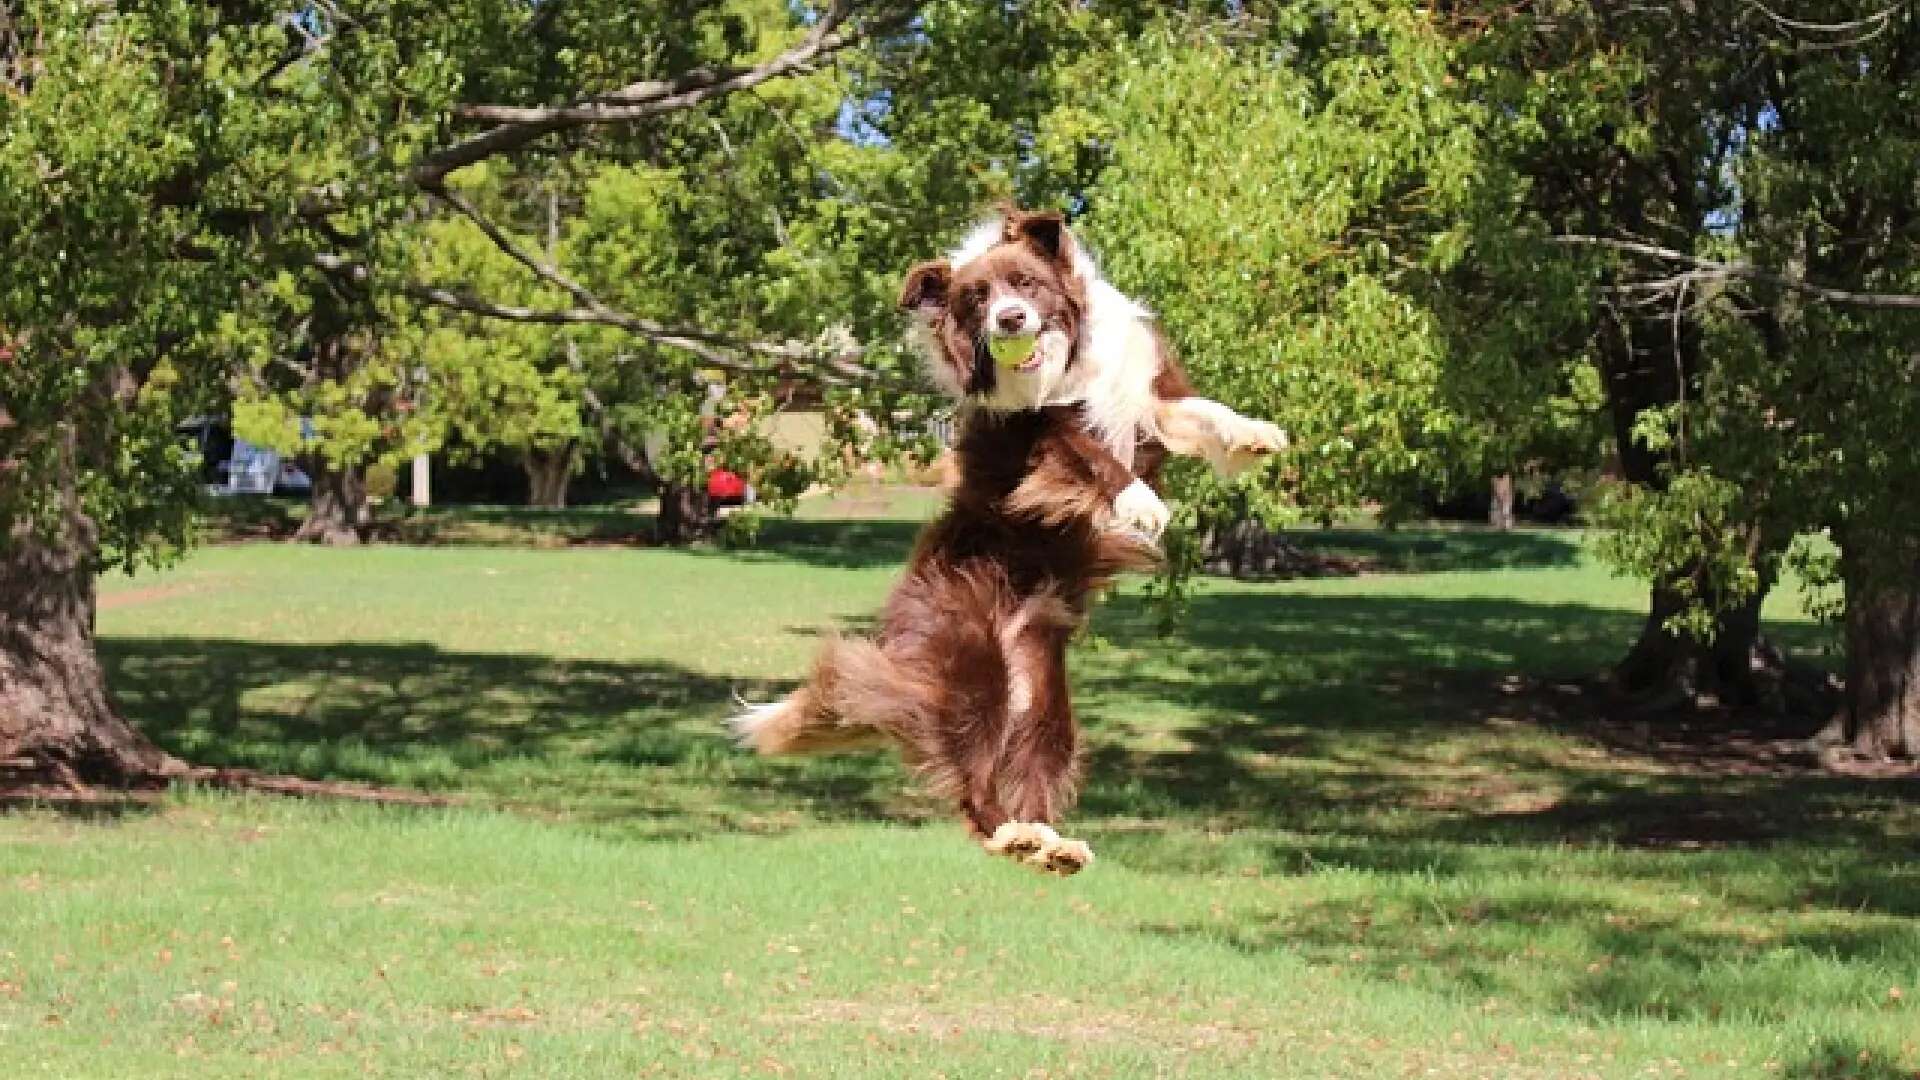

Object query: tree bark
[655,478,712,544]
[294,461,369,545]
[1831,535,1920,758]
[0,513,181,786]
[1612,576,1778,708]
[1488,473,1516,530]
[523,443,576,509]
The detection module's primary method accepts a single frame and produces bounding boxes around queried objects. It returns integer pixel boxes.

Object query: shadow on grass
[1283,526,1583,573]
[706,517,927,571]
[98,637,918,837]
[1782,1039,1919,1079]
[96,587,1887,857]
[97,584,1917,1040]
[1076,589,1896,854]
[714,519,1587,576]
[0,793,166,821]
[206,496,1587,579]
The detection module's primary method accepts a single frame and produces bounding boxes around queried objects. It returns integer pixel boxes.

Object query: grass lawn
[5,494,1918,1077]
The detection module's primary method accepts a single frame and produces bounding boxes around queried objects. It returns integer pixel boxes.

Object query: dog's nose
[995,307,1029,334]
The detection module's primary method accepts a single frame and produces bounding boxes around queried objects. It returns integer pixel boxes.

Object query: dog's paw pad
[1027,837,1094,876]
[984,821,1059,859]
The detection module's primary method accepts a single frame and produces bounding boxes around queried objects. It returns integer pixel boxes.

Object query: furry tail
[726,693,811,754]
[727,637,922,756]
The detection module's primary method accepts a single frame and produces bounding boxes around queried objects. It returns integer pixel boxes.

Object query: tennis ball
[989,333,1038,369]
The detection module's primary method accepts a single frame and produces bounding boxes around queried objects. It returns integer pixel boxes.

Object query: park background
[3,2,1918,1076]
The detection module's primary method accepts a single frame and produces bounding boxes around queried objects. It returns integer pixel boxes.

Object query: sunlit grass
[3,502,1913,1077]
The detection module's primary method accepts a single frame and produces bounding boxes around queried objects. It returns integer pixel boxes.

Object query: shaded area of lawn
[1275,525,1585,573]
[193,483,943,567]
[82,524,1917,1069]
[100,580,1904,847]
[99,636,919,837]
[196,490,1588,577]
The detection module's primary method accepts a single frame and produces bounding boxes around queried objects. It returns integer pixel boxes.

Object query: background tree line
[3,0,1917,786]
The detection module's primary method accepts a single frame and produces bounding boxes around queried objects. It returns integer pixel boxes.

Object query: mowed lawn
[5,497,1919,1077]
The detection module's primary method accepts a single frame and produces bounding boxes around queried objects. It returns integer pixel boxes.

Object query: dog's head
[900,210,1086,411]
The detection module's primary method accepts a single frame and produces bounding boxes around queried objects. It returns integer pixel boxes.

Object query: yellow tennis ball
[989,333,1037,368]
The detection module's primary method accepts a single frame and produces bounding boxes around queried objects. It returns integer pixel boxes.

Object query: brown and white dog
[731,212,1160,873]
[940,210,1288,491]
[731,210,1285,874]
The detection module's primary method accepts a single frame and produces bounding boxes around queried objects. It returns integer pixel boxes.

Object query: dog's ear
[1005,210,1070,265]
[899,260,952,316]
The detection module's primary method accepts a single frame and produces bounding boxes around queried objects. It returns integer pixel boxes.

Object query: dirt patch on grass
[1404,669,1920,848]
[1476,672,1920,782]
[785,995,1262,1051]
[98,583,203,611]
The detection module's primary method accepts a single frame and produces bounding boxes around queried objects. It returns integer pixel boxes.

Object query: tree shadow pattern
[92,525,1917,1051]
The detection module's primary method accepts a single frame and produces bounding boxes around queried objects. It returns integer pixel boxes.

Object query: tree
[1049,6,1590,580]
[1680,1,1920,751]
[1456,1,1920,747]
[1436,0,1806,707]
[0,0,902,784]
[0,0,469,776]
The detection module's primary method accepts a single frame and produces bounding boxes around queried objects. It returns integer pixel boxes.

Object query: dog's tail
[728,636,922,756]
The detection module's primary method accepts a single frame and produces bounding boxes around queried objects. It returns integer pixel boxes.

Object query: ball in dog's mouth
[988,332,1040,371]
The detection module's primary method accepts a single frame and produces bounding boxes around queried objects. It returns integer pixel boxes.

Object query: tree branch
[1554,235,1920,310]
[309,253,891,388]
[1742,1,1896,37]
[412,0,867,185]
[426,182,606,314]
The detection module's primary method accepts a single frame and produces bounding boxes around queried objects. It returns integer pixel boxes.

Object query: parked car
[176,417,312,496]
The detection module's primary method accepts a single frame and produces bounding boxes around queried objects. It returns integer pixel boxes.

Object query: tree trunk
[1488,474,1516,531]
[295,461,368,545]
[655,478,713,544]
[0,513,181,786]
[1831,535,1920,758]
[524,443,576,509]
[1613,577,1776,708]
[1597,307,1783,707]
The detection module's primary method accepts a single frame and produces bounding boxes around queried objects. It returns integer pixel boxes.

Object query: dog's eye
[1007,272,1034,290]
[961,285,989,311]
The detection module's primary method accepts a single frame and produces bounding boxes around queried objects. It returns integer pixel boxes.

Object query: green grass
[5,498,1917,1077]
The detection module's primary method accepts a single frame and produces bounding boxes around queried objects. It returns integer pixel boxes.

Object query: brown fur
[902,212,1087,405]
[738,217,1152,841]
[745,407,1154,837]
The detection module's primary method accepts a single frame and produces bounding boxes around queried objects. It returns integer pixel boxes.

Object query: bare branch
[426,182,606,314]
[1554,235,1920,310]
[1740,2,1900,50]
[309,253,892,388]
[1742,1,1897,36]
[412,0,867,185]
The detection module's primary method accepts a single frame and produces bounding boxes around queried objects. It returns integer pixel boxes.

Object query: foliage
[0,0,477,566]
[1458,0,1920,647]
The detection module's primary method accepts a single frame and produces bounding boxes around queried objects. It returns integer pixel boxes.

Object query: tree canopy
[5,0,1920,780]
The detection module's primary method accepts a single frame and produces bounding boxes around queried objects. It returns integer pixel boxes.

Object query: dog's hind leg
[983,608,1095,876]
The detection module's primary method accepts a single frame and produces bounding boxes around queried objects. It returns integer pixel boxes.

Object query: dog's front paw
[984,821,1060,860]
[1111,479,1169,541]
[1029,836,1094,876]
[1231,419,1289,456]
[1217,419,1289,477]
